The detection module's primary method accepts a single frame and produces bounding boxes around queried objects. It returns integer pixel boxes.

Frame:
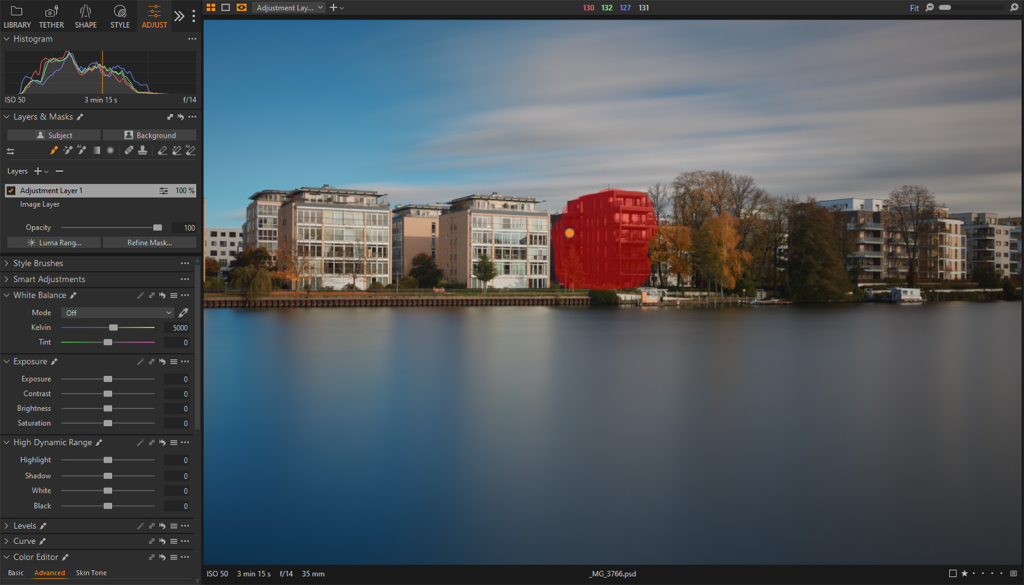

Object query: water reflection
[204,303,1021,565]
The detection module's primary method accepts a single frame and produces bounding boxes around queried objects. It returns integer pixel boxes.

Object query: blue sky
[204,20,1021,227]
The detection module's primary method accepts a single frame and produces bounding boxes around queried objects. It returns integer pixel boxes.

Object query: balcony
[857,237,884,244]
[855,250,884,258]
[847,222,884,230]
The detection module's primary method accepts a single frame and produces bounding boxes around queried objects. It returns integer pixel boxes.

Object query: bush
[588,289,620,305]
[1004,280,1020,301]
[204,277,225,291]
[445,281,467,290]
[399,276,419,289]
[368,281,384,291]
[342,283,356,291]
[972,263,1001,289]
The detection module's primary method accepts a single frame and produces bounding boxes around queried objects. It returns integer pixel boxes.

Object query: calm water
[204,302,1021,565]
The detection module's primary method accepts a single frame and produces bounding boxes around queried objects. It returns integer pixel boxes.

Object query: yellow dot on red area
[565,228,575,239]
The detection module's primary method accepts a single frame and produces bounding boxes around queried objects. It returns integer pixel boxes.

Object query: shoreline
[203,295,592,308]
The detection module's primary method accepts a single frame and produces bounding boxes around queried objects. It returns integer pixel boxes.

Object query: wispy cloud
[405,22,1021,213]
[206,21,1021,218]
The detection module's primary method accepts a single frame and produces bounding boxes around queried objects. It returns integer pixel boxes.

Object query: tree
[472,253,498,293]
[721,219,751,291]
[205,258,222,277]
[692,212,749,293]
[234,246,273,272]
[883,185,941,287]
[747,195,796,292]
[786,202,850,302]
[344,256,366,291]
[408,253,443,288]
[972,263,1001,289]
[273,244,315,291]
[231,265,272,302]
[648,225,693,287]
[725,173,770,247]
[560,247,586,291]
[1003,279,1018,300]
[670,170,730,232]
[647,182,672,223]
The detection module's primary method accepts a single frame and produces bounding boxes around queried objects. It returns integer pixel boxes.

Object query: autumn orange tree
[648,224,693,286]
[693,212,750,293]
[272,245,305,290]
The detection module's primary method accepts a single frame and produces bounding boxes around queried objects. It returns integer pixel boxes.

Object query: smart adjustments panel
[1,3,203,583]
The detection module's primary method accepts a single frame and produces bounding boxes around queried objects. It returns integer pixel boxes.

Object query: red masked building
[552,189,657,290]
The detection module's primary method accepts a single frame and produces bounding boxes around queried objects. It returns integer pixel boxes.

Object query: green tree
[234,246,274,272]
[972,263,1001,289]
[472,253,498,293]
[1003,279,1018,300]
[786,202,851,302]
[408,253,443,288]
[231,265,272,303]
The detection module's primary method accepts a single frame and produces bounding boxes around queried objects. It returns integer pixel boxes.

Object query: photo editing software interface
[0,1,1021,584]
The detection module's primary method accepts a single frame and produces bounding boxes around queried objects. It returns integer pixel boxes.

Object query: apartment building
[818,198,965,281]
[391,204,448,282]
[1000,217,1021,278]
[1010,228,1021,278]
[204,227,244,270]
[437,193,551,289]
[242,190,288,259]
[277,186,391,290]
[952,212,1013,278]
[917,211,966,281]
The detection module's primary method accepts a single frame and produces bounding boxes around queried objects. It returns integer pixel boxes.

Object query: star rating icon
[962,570,967,577]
